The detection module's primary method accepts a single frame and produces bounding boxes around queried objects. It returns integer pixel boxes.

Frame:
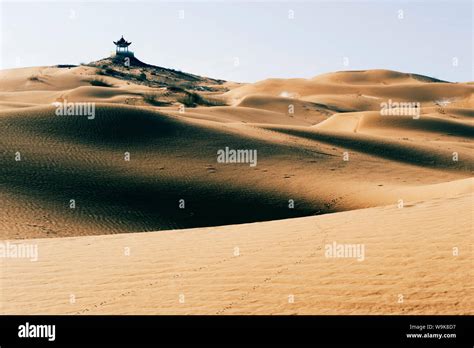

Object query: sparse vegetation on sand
[87,55,226,92]
[56,64,77,69]
[88,78,114,87]
[143,92,171,106]
[27,74,41,82]
[138,71,147,81]
[97,66,120,77]
[177,90,226,107]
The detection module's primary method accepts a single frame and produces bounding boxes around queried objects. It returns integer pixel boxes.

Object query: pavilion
[113,36,134,57]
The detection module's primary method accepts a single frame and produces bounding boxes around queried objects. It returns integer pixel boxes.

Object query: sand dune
[0,66,92,92]
[166,105,312,126]
[0,63,472,314]
[1,100,471,238]
[0,103,327,237]
[225,70,473,109]
[311,69,448,85]
[237,94,335,123]
[0,66,472,239]
[1,190,472,314]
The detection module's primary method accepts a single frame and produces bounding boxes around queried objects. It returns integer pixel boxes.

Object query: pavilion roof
[113,36,132,47]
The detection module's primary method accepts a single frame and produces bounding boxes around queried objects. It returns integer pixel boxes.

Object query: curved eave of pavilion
[114,42,132,47]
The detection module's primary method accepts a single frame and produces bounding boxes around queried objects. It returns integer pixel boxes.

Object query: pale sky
[0,0,472,82]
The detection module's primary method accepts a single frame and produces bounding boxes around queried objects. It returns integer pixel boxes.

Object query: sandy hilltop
[0,52,472,314]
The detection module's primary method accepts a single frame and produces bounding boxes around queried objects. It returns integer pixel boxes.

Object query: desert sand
[0,59,472,314]
[1,191,472,314]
